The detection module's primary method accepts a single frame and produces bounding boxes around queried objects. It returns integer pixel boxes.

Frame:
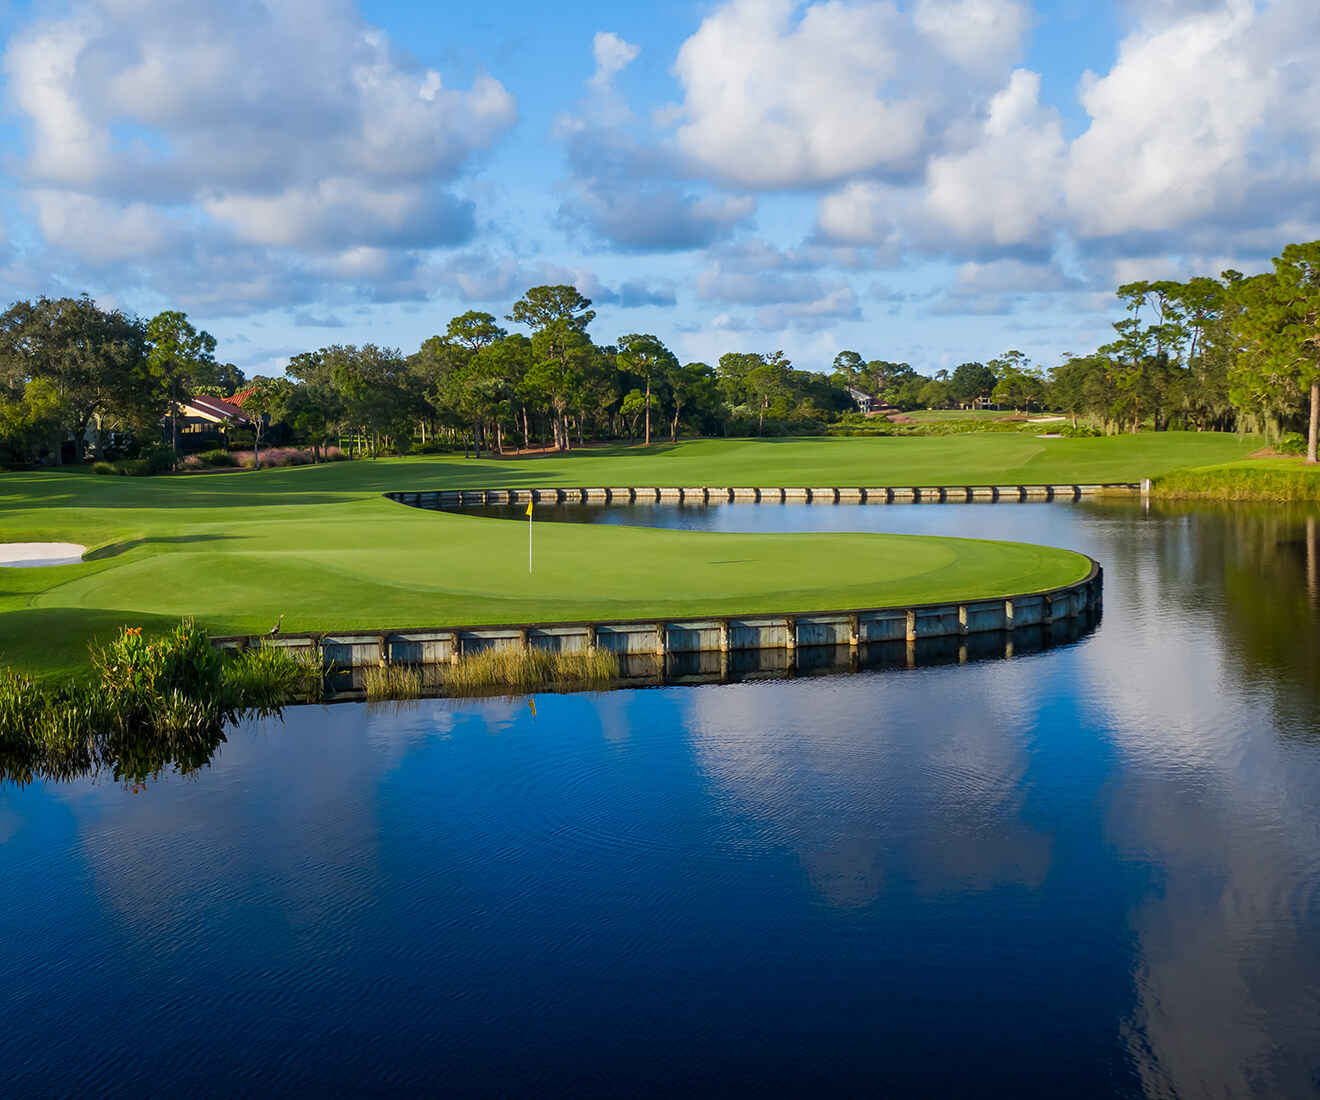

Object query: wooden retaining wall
[311,616,1096,701]
[384,483,1138,510]
[212,561,1102,671]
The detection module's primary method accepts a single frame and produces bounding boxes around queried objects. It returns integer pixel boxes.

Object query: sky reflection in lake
[2,500,1319,1097]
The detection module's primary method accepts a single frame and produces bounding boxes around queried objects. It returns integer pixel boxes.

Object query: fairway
[0,432,1246,677]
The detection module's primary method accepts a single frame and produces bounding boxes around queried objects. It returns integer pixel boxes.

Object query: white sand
[0,542,87,567]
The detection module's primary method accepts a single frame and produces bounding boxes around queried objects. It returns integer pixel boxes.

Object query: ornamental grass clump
[362,663,422,702]
[222,644,323,708]
[443,646,619,697]
[231,447,320,469]
[0,669,104,784]
[0,666,47,739]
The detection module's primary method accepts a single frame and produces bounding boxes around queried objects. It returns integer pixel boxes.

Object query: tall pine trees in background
[8,245,1320,467]
[1229,243,1320,463]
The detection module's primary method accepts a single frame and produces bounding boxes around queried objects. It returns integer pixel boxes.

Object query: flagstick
[528,511,533,574]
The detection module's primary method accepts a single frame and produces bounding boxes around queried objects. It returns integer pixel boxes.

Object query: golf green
[1,431,1245,678]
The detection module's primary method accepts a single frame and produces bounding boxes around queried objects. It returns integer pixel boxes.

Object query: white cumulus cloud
[671,0,932,188]
[1065,0,1320,239]
[2,0,518,308]
[589,31,640,89]
[921,69,1067,248]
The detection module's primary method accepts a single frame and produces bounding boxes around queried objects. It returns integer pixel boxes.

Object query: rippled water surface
[4,499,1320,1097]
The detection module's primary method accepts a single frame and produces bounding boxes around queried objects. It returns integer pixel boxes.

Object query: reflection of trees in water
[1161,502,1320,740]
[0,712,246,788]
[7,621,1096,791]
[1080,500,1320,1097]
[1087,499,1320,741]
[1225,510,1320,738]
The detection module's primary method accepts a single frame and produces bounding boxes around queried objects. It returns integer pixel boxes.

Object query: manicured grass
[0,495,1089,679]
[409,431,1253,487]
[1,432,1249,677]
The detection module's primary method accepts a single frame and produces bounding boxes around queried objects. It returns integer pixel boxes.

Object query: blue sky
[0,0,1316,378]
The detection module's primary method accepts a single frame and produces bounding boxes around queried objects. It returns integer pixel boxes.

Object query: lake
[3,498,1319,1097]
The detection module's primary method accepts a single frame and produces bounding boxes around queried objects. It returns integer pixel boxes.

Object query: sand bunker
[0,542,86,567]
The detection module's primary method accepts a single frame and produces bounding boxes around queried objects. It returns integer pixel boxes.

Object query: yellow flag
[525,501,534,517]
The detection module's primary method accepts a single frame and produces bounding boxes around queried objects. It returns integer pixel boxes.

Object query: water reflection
[0,711,232,788]
[682,663,1059,910]
[3,500,1319,1096]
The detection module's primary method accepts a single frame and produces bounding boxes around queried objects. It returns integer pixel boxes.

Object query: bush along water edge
[0,621,318,786]
[0,622,627,785]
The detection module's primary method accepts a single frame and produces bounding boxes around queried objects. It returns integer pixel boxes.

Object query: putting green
[0,432,1203,678]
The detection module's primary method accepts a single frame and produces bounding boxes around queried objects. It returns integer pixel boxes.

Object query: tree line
[980,241,1320,461]
[252,286,864,461]
[2,240,1318,466]
[0,299,243,465]
[0,283,867,465]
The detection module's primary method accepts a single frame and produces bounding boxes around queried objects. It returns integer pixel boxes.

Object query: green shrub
[102,446,175,475]
[827,419,1039,439]
[223,644,321,708]
[90,619,226,732]
[139,445,176,475]
[198,448,238,467]
[1278,432,1307,456]
[723,415,828,438]
[92,461,115,475]
[827,426,895,437]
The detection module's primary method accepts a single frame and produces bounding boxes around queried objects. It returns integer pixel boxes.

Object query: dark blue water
[4,500,1320,1097]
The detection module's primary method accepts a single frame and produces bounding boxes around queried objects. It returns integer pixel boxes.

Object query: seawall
[212,560,1102,671]
[386,483,1138,509]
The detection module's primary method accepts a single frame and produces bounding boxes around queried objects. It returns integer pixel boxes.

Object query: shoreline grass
[441,646,619,697]
[1151,460,1320,502]
[362,663,422,702]
[224,644,323,706]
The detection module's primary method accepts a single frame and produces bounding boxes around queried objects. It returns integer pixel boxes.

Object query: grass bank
[0,433,1246,678]
[1151,459,1320,502]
